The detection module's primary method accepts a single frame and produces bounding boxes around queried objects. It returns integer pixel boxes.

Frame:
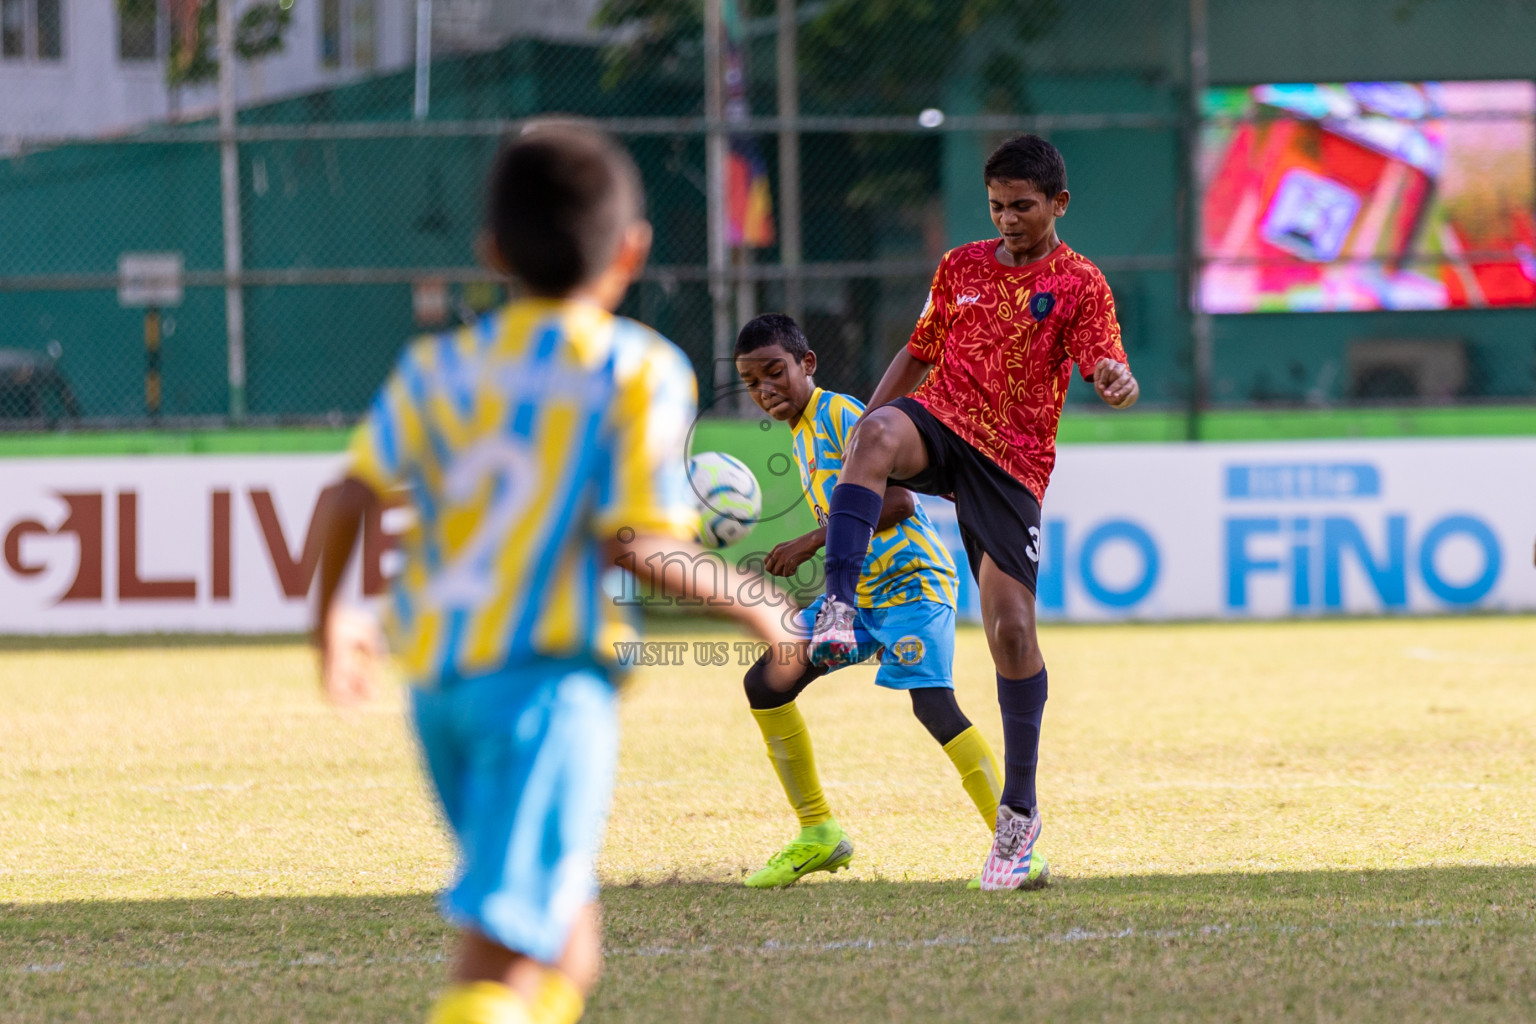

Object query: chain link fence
[2,0,1535,429]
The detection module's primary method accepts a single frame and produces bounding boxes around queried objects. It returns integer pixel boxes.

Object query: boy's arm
[865,349,932,412]
[313,476,385,707]
[878,485,918,528]
[608,531,804,689]
[763,486,917,577]
[861,255,948,412]
[312,342,425,706]
[598,332,802,689]
[1069,269,1138,410]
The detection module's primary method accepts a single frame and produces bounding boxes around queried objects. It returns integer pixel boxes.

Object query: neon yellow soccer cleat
[744,825,855,888]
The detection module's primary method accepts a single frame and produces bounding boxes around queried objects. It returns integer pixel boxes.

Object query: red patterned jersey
[907,240,1127,503]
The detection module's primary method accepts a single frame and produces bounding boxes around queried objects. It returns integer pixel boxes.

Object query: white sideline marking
[14,953,449,975]
[14,778,1527,798]
[607,916,1460,960]
[123,779,414,794]
[610,778,1533,793]
[9,917,1464,976]
[1403,646,1533,665]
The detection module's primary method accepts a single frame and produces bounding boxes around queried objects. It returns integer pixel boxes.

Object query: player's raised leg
[815,133,1137,893]
[813,406,930,665]
[976,553,1050,891]
[741,649,853,888]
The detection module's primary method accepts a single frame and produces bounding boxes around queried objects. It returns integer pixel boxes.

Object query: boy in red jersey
[809,134,1139,891]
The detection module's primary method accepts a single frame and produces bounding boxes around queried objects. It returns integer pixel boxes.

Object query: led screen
[1200,81,1536,312]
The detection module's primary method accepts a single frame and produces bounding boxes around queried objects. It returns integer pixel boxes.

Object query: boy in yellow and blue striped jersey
[732,313,1003,888]
[314,126,798,1024]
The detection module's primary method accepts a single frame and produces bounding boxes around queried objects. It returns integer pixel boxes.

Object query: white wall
[0,0,418,143]
[0,1,173,140]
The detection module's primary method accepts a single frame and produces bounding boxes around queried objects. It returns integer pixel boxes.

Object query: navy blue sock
[822,483,882,605]
[997,668,1048,814]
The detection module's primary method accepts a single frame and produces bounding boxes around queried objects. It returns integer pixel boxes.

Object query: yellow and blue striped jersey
[347,297,698,684]
[791,387,958,608]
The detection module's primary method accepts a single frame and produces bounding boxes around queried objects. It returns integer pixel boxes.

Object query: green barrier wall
[2,404,1532,459]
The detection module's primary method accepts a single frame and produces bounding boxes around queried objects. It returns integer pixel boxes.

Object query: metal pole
[776,0,802,325]
[1186,0,1210,441]
[734,249,758,328]
[414,0,432,120]
[705,0,732,409]
[217,0,246,422]
[145,308,162,419]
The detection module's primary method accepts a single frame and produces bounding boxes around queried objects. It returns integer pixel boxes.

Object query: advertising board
[0,440,1531,633]
[926,438,1536,622]
[1201,81,1536,312]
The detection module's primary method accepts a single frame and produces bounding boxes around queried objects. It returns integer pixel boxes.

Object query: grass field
[4,618,1536,1022]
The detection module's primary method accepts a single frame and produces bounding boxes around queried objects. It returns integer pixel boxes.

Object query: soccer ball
[689,451,762,549]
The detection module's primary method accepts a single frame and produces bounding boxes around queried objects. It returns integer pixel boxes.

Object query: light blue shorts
[795,597,955,690]
[409,658,618,964]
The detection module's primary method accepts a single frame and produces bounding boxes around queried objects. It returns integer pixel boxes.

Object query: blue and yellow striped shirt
[791,388,958,608]
[347,298,699,683]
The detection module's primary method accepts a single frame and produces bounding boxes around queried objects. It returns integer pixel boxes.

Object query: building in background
[2,0,1535,424]
[0,0,413,141]
[0,0,601,144]
[433,0,604,48]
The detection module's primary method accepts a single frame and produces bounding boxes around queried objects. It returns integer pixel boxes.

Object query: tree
[593,0,1061,114]
[116,0,295,87]
[593,0,701,90]
[592,0,1063,214]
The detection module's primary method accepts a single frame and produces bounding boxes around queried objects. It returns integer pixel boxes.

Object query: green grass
[4,619,1536,1021]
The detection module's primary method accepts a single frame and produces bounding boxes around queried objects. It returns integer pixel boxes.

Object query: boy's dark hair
[734,312,811,360]
[486,123,644,295]
[983,134,1067,196]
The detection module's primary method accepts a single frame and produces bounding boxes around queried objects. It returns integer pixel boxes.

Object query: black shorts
[888,396,1042,595]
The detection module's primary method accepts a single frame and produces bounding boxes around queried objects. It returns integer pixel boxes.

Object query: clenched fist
[1093,359,1139,409]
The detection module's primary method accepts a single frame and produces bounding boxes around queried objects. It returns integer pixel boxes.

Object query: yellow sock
[751,702,832,830]
[428,981,532,1024]
[530,970,585,1024]
[943,725,1001,832]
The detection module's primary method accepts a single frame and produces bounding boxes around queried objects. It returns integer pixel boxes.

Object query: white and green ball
[688,451,762,549]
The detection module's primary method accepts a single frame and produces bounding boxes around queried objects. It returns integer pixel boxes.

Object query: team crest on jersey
[889,635,926,665]
[1028,292,1056,321]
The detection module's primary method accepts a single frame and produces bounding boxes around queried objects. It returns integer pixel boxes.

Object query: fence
[2,0,1535,430]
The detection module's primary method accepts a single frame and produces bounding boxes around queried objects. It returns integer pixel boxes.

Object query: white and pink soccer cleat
[808,596,859,668]
[979,804,1050,891]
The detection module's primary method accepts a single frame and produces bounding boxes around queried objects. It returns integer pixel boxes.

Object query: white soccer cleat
[979,804,1049,891]
[808,596,859,668]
